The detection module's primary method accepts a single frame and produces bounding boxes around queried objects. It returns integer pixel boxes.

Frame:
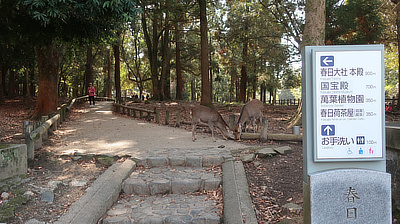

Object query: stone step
[135,155,231,168]
[102,194,221,224]
[122,167,221,195]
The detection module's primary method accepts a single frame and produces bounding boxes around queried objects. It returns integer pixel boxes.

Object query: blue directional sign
[320,56,334,67]
[321,125,335,136]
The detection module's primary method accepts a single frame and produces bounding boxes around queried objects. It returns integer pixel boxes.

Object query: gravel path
[55,101,248,158]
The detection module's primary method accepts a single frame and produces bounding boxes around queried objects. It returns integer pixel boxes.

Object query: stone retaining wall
[385,123,400,216]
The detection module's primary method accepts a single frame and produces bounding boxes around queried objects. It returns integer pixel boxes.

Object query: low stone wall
[0,144,27,180]
[385,123,400,216]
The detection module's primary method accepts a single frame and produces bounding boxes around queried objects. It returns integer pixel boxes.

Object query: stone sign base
[304,169,391,224]
[0,144,27,180]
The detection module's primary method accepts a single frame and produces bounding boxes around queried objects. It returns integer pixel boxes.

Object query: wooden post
[165,110,170,125]
[41,116,48,140]
[229,114,236,130]
[56,111,61,127]
[25,124,34,160]
[133,110,137,118]
[139,111,143,119]
[61,106,66,123]
[50,113,58,132]
[47,114,54,135]
[260,117,268,143]
[23,120,30,134]
[155,109,160,123]
[33,121,42,150]
[176,111,181,127]
[127,108,131,116]
[59,108,63,123]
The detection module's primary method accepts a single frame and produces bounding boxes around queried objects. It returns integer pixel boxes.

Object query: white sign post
[302,45,391,224]
[314,50,383,161]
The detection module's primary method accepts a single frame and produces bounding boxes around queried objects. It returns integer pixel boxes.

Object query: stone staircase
[102,150,232,224]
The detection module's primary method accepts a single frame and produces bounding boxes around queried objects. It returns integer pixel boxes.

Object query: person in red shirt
[87,83,96,107]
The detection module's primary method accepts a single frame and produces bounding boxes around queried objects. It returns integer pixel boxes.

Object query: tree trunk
[199,0,212,106]
[23,62,30,98]
[160,22,170,101]
[165,61,171,99]
[392,0,400,110]
[209,35,213,101]
[239,40,248,103]
[32,43,62,119]
[85,43,94,91]
[176,22,183,100]
[191,78,196,101]
[114,44,122,103]
[106,49,112,98]
[1,66,6,98]
[301,0,325,48]
[230,69,234,102]
[142,12,163,100]
[0,66,4,101]
[29,66,36,97]
[289,0,325,126]
[9,69,16,96]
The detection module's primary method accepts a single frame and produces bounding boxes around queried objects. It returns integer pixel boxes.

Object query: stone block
[192,214,220,224]
[136,216,164,224]
[123,178,149,195]
[135,157,147,167]
[149,179,171,195]
[169,157,185,167]
[165,215,192,223]
[171,179,202,194]
[274,146,292,154]
[186,156,202,167]
[305,169,391,223]
[202,156,224,167]
[256,147,277,157]
[147,157,169,167]
[0,144,27,180]
[203,178,221,191]
[102,216,131,224]
[241,154,255,163]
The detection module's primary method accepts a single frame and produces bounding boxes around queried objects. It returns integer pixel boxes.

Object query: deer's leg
[209,123,216,142]
[257,116,262,132]
[238,123,242,141]
[192,124,197,141]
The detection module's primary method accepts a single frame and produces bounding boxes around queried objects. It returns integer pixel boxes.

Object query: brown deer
[191,105,235,142]
[234,99,263,140]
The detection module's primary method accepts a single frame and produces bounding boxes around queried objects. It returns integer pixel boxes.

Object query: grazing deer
[234,99,263,140]
[191,105,235,142]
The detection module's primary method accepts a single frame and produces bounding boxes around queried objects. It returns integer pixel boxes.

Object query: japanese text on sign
[315,51,383,160]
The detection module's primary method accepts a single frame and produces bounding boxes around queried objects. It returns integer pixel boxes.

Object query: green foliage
[223,0,291,100]
[385,43,399,97]
[282,67,301,89]
[326,0,384,45]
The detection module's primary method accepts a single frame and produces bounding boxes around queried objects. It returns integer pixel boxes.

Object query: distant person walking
[87,83,95,107]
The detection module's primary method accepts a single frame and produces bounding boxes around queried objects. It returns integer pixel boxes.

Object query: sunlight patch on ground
[56,129,76,135]
[95,111,112,114]
[60,140,137,155]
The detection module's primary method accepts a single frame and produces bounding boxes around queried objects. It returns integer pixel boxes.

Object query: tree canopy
[0,0,399,116]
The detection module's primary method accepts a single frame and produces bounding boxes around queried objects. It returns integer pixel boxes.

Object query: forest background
[0,0,399,119]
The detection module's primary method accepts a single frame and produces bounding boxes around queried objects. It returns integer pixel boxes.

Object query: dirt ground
[1,98,400,223]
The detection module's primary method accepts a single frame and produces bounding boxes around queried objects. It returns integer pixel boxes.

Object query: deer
[191,105,235,142]
[234,99,264,140]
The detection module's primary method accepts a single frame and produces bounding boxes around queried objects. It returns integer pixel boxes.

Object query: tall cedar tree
[0,0,139,118]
